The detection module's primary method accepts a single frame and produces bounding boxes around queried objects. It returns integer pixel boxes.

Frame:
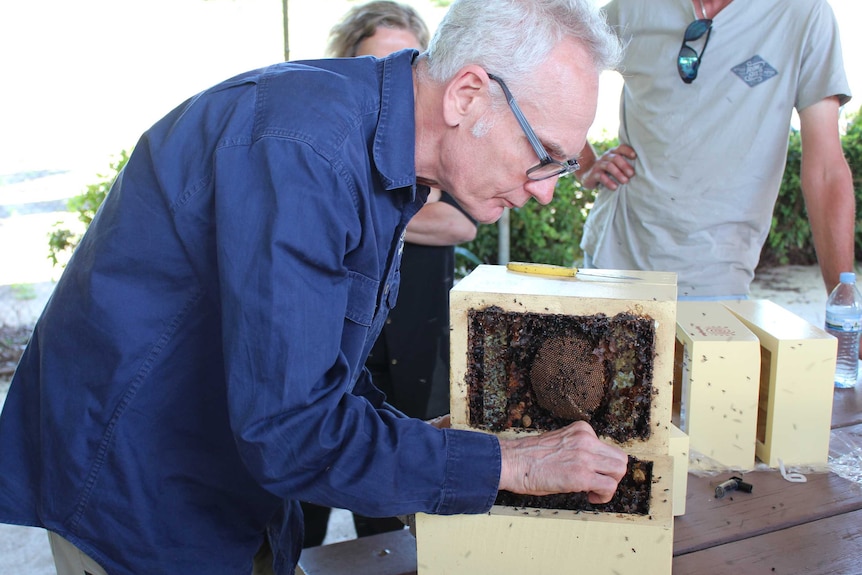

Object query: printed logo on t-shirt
[731,56,778,87]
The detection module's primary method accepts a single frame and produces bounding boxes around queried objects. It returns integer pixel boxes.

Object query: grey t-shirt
[581,0,851,297]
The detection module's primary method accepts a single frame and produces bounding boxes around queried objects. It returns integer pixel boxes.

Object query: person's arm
[498,420,628,504]
[574,141,638,190]
[798,96,855,294]
[798,96,858,357]
[404,188,478,246]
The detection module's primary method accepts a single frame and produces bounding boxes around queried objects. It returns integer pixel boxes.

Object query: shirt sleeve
[212,136,500,517]
[795,0,851,111]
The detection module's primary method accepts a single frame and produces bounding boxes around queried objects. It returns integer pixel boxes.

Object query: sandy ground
[0,173,834,572]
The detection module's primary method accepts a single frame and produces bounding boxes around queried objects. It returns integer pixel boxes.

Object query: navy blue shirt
[0,50,500,574]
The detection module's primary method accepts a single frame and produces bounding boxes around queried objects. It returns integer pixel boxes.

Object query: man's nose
[524,177,558,205]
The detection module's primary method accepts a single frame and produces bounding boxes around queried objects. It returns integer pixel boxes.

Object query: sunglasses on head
[677,18,712,84]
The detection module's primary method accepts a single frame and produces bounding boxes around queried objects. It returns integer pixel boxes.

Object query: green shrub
[459,113,862,276]
[843,111,862,262]
[455,138,615,275]
[47,150,130,266]
[455,175,597,276]
[759,128,811,267]
[761,111,862,267]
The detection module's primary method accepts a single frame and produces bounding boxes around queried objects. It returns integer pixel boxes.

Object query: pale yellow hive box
[669,423,689,516]
[416,265,678,575]
[674,301,761,470]
[722,299,836,468]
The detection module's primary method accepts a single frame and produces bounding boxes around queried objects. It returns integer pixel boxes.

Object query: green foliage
[9,284,37,301]
[460,113,862,277]
[456,137,616,275]
[760,129,811,266]
[762,111,862,267]
[455,176,598,275]
[843,112,862,262]
[47,150,130,266]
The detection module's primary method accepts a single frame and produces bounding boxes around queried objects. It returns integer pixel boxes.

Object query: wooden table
[298,384,862,575]
[673,384,862,574]
[832,384,862,429]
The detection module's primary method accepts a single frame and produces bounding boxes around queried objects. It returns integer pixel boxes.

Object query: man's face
[439,39,599,224]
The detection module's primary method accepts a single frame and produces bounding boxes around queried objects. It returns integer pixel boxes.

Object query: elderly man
[0,1,624,574]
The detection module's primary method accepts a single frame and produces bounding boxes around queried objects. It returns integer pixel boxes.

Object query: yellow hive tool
[506,261,641,281]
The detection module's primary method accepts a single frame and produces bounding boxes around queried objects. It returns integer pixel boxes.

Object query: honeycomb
[466,306,657,443]
[530,336,607,420]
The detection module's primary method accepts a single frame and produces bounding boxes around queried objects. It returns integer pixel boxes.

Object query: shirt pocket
[345,270,379,327]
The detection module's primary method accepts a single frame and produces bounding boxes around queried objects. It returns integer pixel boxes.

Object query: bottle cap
[840,272,856,284]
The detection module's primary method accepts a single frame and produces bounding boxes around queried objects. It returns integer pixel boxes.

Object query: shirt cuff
[435,428,501,515]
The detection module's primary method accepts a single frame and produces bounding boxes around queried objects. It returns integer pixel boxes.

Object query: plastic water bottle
[825,272,862,388]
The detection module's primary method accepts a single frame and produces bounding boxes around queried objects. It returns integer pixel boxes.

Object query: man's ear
[441,65,491,128]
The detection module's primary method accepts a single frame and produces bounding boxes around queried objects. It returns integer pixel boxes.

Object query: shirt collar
[372,49,419,192]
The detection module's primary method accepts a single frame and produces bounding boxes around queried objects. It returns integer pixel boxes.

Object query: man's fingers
[595,451,629,480]
[582,146,637,190]
[588,457,629,503]
[586,487,617,505]
[605,155,635,180]
[565,419,599,437]
[616,144,638,159]
[598,171,621,190]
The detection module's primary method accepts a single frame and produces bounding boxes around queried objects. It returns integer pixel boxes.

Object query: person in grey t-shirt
[576,0,855,321]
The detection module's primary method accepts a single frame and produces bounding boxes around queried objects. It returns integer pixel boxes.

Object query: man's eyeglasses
[677,19,712,84]
[486,73,580,181]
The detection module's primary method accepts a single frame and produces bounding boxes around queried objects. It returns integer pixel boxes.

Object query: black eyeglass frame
[486,72,580,181]
[677,18,713,84]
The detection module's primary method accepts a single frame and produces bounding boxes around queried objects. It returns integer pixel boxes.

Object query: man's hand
[578,144,637,191]
[498,420,628,504]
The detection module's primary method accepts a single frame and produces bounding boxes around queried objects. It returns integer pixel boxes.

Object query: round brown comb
[529,336,607,420]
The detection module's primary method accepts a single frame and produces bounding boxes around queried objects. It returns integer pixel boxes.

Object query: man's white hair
[423,0,621,94]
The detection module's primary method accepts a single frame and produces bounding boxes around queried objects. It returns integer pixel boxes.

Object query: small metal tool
[714,476,754,499]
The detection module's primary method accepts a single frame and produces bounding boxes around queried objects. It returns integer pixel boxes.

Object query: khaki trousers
[48,532,109,575]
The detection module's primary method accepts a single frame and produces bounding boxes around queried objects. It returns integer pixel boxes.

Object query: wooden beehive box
[722,299,836,468]
[674,301,761,470]
[669,423,689,516]
[416,265,678,575]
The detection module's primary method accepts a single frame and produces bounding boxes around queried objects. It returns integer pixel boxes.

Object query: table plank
[829,424,862,485]
[673,508,862,575]
[832,384,862,429]
[673,469,862,556]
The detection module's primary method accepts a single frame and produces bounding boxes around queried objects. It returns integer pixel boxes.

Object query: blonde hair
[327,1,430,58]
